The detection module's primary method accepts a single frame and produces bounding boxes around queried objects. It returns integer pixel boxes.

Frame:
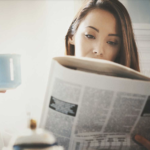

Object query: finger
[0,90,6,93]
[135,135,150,150]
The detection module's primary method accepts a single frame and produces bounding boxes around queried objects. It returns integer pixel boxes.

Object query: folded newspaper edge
[53,56,150,81]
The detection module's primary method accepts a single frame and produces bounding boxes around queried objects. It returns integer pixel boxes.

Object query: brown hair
[65,0,140,71]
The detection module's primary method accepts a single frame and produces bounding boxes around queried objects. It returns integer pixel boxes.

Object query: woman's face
[70,9,121,61]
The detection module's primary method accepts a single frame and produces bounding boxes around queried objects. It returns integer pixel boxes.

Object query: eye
[85,34,95,39]
[107,41,118,46]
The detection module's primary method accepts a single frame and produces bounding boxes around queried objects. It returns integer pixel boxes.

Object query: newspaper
[40,56,150,150]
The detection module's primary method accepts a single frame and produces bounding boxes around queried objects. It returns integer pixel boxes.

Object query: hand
[0,90,6,93]
[135,135,150,150]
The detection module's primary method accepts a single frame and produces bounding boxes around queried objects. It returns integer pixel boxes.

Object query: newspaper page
[40,58,150,150]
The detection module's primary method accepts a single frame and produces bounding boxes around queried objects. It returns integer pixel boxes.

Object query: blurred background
[0,0,150,148]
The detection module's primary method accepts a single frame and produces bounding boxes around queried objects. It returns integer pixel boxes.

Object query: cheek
[74,34,91,57]
[105,47,120,61]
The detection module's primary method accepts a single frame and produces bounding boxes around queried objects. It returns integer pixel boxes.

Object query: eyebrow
[108,34,120,37]
[86,26,99,32]
[86,26,121,37]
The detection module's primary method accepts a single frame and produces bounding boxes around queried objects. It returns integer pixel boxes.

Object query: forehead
[79,8,118,33]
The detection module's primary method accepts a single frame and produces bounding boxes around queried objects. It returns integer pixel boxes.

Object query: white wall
[0,0,75,142]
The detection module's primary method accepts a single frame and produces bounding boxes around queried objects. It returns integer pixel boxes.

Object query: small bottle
[4,119,64,150]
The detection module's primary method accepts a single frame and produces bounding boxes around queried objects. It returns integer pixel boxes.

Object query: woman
[65,0,140,71]
[65,0,150,149]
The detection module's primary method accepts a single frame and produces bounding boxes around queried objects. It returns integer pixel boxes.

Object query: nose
[93,42,104,56]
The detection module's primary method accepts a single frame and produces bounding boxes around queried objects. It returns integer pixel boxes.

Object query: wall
[0,1,74,147]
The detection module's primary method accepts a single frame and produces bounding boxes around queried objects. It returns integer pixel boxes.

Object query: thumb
[135,135,150,150]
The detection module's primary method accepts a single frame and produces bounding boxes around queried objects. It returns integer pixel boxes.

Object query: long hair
[65,0,140,71]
